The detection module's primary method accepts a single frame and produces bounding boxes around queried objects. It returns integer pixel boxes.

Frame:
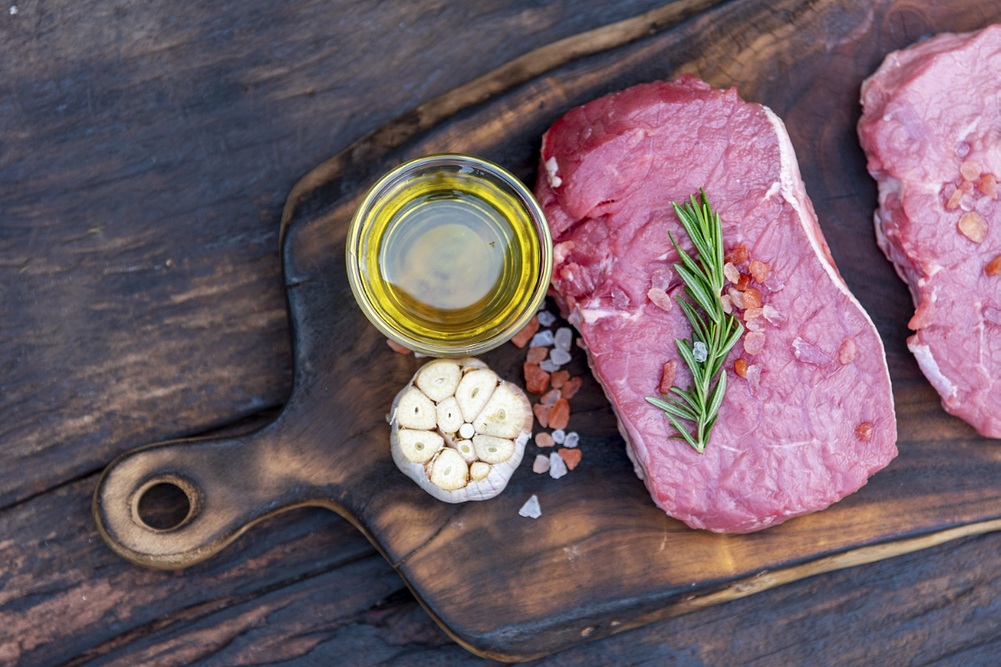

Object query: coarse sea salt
[550,348,572,365]
[537,311,557,327]
[533,454,551,474]
[549,452,568,479]
[539,359,561,373]
[554,327,573,351]
[563,431,580,448]
[530,330,555,347]
[551,429,566,444]
[519,494,542,519]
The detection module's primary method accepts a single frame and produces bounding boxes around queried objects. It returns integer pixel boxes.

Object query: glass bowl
[346,154,552,357]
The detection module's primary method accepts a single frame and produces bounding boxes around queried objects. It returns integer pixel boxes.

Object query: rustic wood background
[4,0,1001,665]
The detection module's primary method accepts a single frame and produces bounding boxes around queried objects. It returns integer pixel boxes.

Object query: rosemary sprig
[645,190,744,453]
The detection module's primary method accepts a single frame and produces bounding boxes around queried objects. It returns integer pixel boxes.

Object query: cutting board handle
[92,424,306,569]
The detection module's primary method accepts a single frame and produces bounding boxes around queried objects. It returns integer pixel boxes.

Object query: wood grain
[8,0,1001,665]
[89,0,1001,661]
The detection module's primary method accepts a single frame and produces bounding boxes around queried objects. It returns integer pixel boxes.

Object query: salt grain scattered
[533,455,551,474]
[550,348,572,365]
[535,432,556,448]
[530,330,555,347]
[540,388,561,405]
[563,431,580,448]
[549,452,568,479]
[519,494,542,518]
[552,429,566,444]
[9,6,17,15]
[611,286,630,309]
[693,341,708,363]
[723,262,741,284]
[762,304,786,326]
[554,327,573,351]
[540,359,561,372]
[537,311,557,327]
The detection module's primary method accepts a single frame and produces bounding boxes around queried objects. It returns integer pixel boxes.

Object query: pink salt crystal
[533,455,551,474]
[535,432,556,448]
[550,370,570,389]
[558,448,582,471]
[958,211,988,243]
[980,174,998,199]
[762,304,785,326]
[745,364,762,396]
[723,262,741,284]
[961,160,983,182]
[560,376,583,400]
[838,337,858,365]
[659,360,678,395]
[533,403,550,428]
[647,287,673,312]
[748,260,770,284]
[792,337,831,366]
[548,399,571,430]
[743,331,765,355]
[526,346,548,364]
[728,287,745,309]
[650,269,673,290]
[947,187,964,210]
[540,388,561,406]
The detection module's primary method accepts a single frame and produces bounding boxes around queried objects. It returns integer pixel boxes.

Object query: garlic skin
[389,357,532,503]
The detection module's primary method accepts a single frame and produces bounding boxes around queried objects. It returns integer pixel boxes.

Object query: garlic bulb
[388,357,532,502]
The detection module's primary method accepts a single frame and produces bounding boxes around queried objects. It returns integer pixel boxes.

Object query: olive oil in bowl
[347,155,552,357]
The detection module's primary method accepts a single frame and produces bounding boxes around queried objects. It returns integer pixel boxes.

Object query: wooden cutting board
[94,0,1001,660]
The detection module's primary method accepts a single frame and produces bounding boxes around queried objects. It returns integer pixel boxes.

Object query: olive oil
[363,169,540,344]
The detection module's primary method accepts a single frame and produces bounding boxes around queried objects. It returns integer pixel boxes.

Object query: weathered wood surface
[5,0,1001,665]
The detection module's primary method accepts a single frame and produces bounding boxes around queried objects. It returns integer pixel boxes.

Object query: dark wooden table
[4,1,1001,665]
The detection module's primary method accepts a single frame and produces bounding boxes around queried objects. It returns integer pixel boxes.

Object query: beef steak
[535,75,897,533]
[858,25,1001,437]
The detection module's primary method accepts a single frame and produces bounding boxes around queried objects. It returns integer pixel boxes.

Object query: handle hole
[136,482,192,531]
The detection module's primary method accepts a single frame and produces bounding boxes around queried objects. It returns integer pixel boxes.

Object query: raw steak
[858,25,1001,437]
[534,75,897,533]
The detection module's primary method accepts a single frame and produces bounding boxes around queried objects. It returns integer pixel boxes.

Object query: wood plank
[0,0,676,507]
[89,0,1001,661]
[10,0,1001,664]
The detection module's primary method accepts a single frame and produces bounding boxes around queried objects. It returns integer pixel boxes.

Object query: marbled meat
[535,75,897,533]
[858,25,1001,437]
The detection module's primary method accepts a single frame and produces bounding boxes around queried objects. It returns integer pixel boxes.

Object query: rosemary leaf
[644,190,744,453]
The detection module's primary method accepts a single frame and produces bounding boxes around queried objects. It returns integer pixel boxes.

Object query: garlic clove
[429,448,469,490]
[435,396,463,434]
[472,384,529,439]
[453,439,477,463]
[472,434,516,464]
[389,357,531,503]
[397,428,443,464]
[455,369,498,422]
[469,461,491,481]
[396,387,438,430]
[416,359,463,402]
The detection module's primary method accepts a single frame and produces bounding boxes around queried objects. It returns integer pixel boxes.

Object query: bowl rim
[345,153,553,357]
